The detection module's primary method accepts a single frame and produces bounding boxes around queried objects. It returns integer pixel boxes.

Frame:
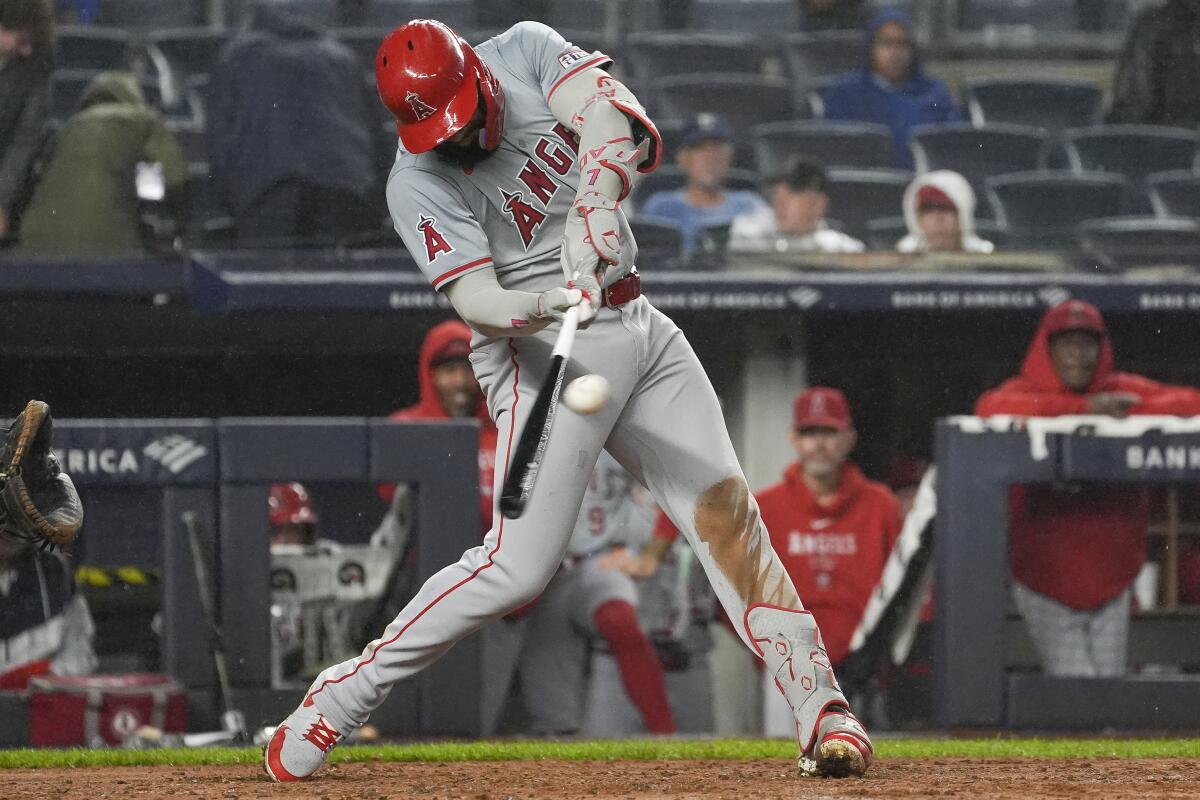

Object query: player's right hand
[1087,391,1140,417]
[535,286,598,326]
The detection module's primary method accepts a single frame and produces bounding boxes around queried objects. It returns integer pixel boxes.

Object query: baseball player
[482,449,675,735]
[264,19,871,781]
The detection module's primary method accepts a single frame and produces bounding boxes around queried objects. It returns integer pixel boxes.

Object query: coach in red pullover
[381,320,498,530]
[757,388,903,666]
[976,299,1200,676]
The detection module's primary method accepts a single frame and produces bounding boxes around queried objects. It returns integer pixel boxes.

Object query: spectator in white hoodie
[730,158,864,255]
[897,170,994,254]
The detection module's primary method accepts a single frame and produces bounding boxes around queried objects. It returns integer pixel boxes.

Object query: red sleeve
[653,510,680,543]
[975,379,1089,417]
[1116,375,1200,416]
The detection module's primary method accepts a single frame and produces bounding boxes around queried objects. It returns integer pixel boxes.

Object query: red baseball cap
[1042,299,1105,337]
[916,185,956,213]
[794,387,853,430]
[430,338,472,367]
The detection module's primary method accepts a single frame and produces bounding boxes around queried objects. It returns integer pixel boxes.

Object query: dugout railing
[936,415,1200,729]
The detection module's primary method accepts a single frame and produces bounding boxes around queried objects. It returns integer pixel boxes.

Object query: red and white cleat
[800,706,873,778]
[263,697,346,782]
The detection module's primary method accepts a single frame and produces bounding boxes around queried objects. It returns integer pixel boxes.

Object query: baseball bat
[499,305,581,519]
[181,510,248,743]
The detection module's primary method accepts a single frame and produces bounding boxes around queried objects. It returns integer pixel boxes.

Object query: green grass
[2,737,1200,770]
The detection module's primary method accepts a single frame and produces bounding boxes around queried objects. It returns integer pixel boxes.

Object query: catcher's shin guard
[745,604,873,777]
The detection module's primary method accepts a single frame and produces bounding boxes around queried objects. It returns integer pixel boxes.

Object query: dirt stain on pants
[693,476,801,610]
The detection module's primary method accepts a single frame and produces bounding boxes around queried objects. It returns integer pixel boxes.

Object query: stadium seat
[866,215,1009,251]
[630,166,761,211]
[782,31,861,84]
[986,171,1130,248]
[96,0,204,29]
[648,74,794,165]
[958,0,1077,31]
[623,32,761,80]
[910,123,1049,216]
[751,121,893,175]
[361,0,478,30]
[629,218,685,264]
[964,80,1103,133]
[335,27,392,70]
[55,27,134,71]
[147,29,230,82]
[1077,216,1200,270]
[1063,125,1200,183]
[823,168,912,240]
[688,0,802,34]
[1146,171,1200,218]
[167,120,208,164]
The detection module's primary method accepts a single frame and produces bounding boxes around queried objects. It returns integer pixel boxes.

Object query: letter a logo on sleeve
[405,91,437,121]
[417,214,454,262]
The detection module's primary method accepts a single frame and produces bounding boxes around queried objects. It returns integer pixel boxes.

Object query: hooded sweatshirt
[206,2,373,216]
[381,320,498,531]
[18,71,186,256]
[820,9,962,169]
[755,461,901,664]
[897,170,994,255]
[976,300,1200,609]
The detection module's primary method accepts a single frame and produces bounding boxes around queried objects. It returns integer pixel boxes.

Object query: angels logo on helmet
[405,91,437,121]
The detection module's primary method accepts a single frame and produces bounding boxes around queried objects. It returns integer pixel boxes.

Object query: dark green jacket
[18,72,186,257]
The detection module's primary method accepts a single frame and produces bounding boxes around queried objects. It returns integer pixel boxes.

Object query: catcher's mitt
[0,400,82,549]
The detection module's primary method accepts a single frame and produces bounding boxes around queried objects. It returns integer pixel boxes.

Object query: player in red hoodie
[975,299,1200,676]
[380,320,498,530]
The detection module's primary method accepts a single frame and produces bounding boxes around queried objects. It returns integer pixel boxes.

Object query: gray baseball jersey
[387,22,636,296]
[566,449,656,557]
[304,22,811,737]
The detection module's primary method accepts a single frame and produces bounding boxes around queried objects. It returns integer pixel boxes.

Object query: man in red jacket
[379,319,498,531]
[976,299,1200,676]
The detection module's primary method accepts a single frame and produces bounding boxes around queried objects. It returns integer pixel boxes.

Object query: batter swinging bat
[499,305,581,518]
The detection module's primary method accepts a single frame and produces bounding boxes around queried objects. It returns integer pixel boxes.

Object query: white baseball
[563,374,610,415]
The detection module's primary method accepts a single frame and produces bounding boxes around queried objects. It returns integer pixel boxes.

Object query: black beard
[434,138,491,168]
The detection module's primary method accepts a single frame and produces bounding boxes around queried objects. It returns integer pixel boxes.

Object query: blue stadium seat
[629,218,685,263]
[335,27,391,69]
[147,29,230,82]
[752,121,893,175]
[361,0,478,29]
[97,0,204,29]
[688,0,802,34]
[1077,216,1200,270]
[1063,125,1200,184]
[782,31,861,83]
[166,120,208,164]
[1146,171,1200,219]
[910,123,1049,216]
[964,80,1103,133]
[55,27,133,71]
[959,0,1077,31]
[986,171,1130,248]
[823,168,912,240]
[623,32,761,80]
[648,74,794,165]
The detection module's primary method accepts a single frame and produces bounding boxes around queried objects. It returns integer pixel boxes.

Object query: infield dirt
[5,757,1200,798]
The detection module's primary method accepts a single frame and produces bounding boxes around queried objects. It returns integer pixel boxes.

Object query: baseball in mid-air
[564,374,610,415]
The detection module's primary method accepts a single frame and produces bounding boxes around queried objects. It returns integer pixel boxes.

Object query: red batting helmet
[269,483,319,527]
[375,19,506,153]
